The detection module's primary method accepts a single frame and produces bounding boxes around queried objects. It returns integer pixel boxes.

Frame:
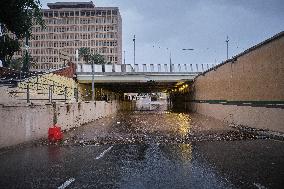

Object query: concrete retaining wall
[0,101,118,148]
[192,33,284,101]
[192,103,284,132]
[190,32,284,133]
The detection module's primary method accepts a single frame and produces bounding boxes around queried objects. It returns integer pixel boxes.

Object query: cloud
[40,0,284,65]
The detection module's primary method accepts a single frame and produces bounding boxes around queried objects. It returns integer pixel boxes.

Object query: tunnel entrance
[78,80,193,113]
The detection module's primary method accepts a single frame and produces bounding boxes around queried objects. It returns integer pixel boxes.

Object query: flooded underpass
[0,103,284,188]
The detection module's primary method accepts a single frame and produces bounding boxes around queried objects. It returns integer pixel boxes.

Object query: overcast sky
[41,0,284,65]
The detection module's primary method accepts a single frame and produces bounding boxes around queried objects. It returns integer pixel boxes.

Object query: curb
[230,124,284,141]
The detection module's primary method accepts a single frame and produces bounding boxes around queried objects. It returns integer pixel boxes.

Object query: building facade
[14,1,122,71]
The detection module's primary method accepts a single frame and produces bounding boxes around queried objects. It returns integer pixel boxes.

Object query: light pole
[75,49,79,71]
[123,50,126,64]
[91,57,95,101]
[22,33,30,72]
[182,48,194,71]
[226,36,229,60]
[182,48,194,60]
[133,35,136,66]
[166,48,173,72]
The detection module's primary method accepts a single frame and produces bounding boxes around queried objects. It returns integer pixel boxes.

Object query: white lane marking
[253,183,267,189]
[95,146,113,160]
[58,178,75,189]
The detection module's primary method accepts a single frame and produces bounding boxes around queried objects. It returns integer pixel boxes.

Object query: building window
[96,10,101,16]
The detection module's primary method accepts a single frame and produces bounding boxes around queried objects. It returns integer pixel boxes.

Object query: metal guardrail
[0,67,43,87]
[8,82,78,103]
[0,67,78,103]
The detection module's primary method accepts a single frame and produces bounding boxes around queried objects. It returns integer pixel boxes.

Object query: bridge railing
[77,63,215,73]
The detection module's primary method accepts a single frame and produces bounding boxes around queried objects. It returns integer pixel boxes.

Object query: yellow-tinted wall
[192,35,284,101]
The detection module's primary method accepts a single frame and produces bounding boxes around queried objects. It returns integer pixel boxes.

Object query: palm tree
[79,48,106,66]
[78,47,90,64]
[90,53,105,65]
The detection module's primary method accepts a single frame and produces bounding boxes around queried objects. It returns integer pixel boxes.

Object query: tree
[8,58,23,71]
[90,53,105,65]
[0,0,44,69]
[0,35,20,67]
[78,48,106,101]
[0,0,44,39]
[79,47,106,65]
[78,47,91,64]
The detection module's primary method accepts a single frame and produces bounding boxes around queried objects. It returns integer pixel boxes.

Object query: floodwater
[0,102,283,189]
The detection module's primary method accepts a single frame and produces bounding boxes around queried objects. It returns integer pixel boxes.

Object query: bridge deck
[76,63,214,92]
[76,72,199,83]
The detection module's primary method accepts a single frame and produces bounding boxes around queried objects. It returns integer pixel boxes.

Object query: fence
[0,67,78,103]
[13,80,79,103]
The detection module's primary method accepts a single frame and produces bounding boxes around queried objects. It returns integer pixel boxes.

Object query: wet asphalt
[0,104,284,189]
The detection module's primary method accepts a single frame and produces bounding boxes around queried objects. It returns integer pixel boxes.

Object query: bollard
[27,84,30,103]
[64,87,67,102]
[48,124,63,142]
[49,85,53,102]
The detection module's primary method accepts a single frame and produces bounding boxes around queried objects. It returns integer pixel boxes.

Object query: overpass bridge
[76,63,215,92]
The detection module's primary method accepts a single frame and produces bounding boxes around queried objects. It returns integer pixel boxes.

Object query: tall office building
[14,1,122,71]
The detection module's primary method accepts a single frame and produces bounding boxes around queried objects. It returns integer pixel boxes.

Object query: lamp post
[182,48,194,71]
[166,48,172,72]
[22,33,30,72]
[75,49,79,71]
[133,35,136,66]
[182,48,194,62]
[226,36,229,60]
[182,48,194,51]
[123,50,126,64]
[91,57,95,101]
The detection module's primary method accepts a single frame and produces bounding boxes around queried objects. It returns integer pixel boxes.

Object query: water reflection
[48,146,61,161]
[180,143,192,161]
[176,113,192,138]
[2,102,283,188]
[159,143,192,163]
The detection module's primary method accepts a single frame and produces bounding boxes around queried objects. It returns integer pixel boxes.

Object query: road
[0,107,284,188]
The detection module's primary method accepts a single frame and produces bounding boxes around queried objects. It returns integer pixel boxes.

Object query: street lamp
[225,36,229,60]
[166,48,173,72]
[123,50,126,64]
[22,32,30,72]
[133,35,136,66]
[182,48,195,71]
[75,49,79,70]
[91,55,95,101]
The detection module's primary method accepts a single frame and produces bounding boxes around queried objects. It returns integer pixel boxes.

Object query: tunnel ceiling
[88,81,189,93]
